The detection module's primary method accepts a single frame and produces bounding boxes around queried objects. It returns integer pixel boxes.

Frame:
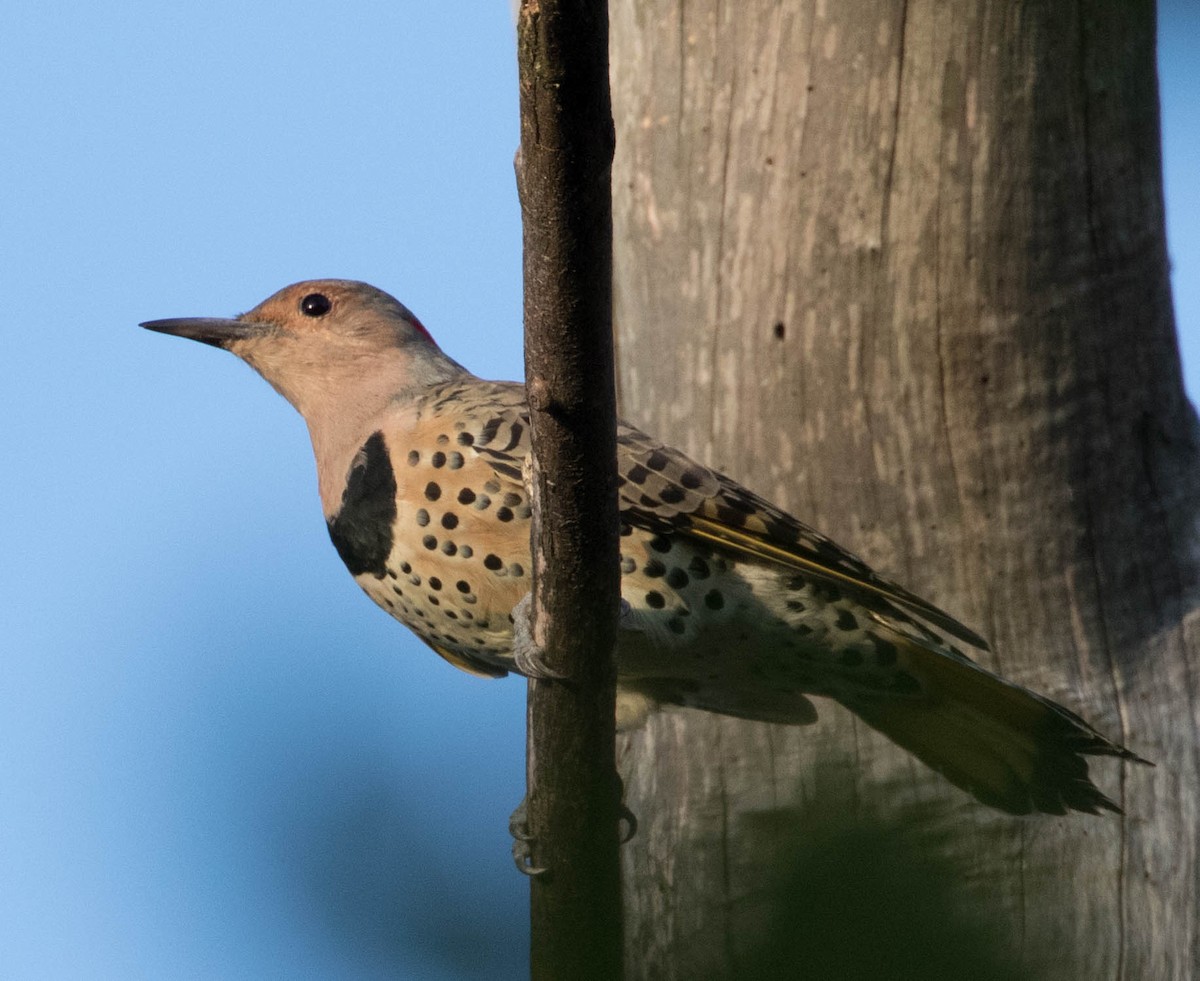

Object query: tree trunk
[610,2,1200,978]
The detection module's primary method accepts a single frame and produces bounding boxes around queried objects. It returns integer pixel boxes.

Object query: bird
[143,279,1147,816]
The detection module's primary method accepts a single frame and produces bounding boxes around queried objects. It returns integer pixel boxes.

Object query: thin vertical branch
[515,1,622,979]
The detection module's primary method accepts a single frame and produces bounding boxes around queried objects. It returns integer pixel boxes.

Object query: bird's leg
[511,592,570,680]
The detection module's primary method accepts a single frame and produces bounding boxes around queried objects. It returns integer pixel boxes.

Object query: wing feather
[616,426,990,652]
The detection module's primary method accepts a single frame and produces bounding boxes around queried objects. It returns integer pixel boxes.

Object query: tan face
[142,279,450,417]
[234,280,434,344]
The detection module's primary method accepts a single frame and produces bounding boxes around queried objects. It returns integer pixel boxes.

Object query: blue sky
[1,4,1195,979]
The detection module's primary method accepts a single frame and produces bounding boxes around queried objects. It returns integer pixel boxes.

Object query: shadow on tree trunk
[742,768,1042,981]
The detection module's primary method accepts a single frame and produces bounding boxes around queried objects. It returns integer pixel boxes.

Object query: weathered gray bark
[517,2,623,978]
[611,2,1200,978]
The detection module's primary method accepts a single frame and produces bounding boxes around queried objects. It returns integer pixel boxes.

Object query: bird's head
[142,279,465,418]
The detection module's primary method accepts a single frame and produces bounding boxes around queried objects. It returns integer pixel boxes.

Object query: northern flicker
[143,279,1146,816]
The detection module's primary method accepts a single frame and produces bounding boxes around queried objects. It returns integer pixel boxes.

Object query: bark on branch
[515,2,622,979]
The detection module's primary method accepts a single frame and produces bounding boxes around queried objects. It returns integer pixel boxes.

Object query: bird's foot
[511,593,569,680]
[508,776,637,876]
[509,796,546,876]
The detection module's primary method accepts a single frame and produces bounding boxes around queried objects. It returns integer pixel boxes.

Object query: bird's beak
[140,317,264,349]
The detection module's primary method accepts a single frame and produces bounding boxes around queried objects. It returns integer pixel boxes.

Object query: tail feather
[841,633,1147,815]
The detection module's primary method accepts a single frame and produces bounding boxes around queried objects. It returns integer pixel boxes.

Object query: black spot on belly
[327,431,397,577]
[424,481,442,501]
[704,589,724,610]
[835,609,859,632]
[666,568,689,589]
[457,488,476,505]
[645,590,665,609]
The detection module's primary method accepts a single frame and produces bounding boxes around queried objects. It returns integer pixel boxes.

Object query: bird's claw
[509,797,547,876]
[612,770,638,844]
[511,593,570,680]
[619,801,638,844]
[513,645,570,681]
[509,786,635,875]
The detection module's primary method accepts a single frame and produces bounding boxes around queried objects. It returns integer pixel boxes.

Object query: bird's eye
[300,293,332,317]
